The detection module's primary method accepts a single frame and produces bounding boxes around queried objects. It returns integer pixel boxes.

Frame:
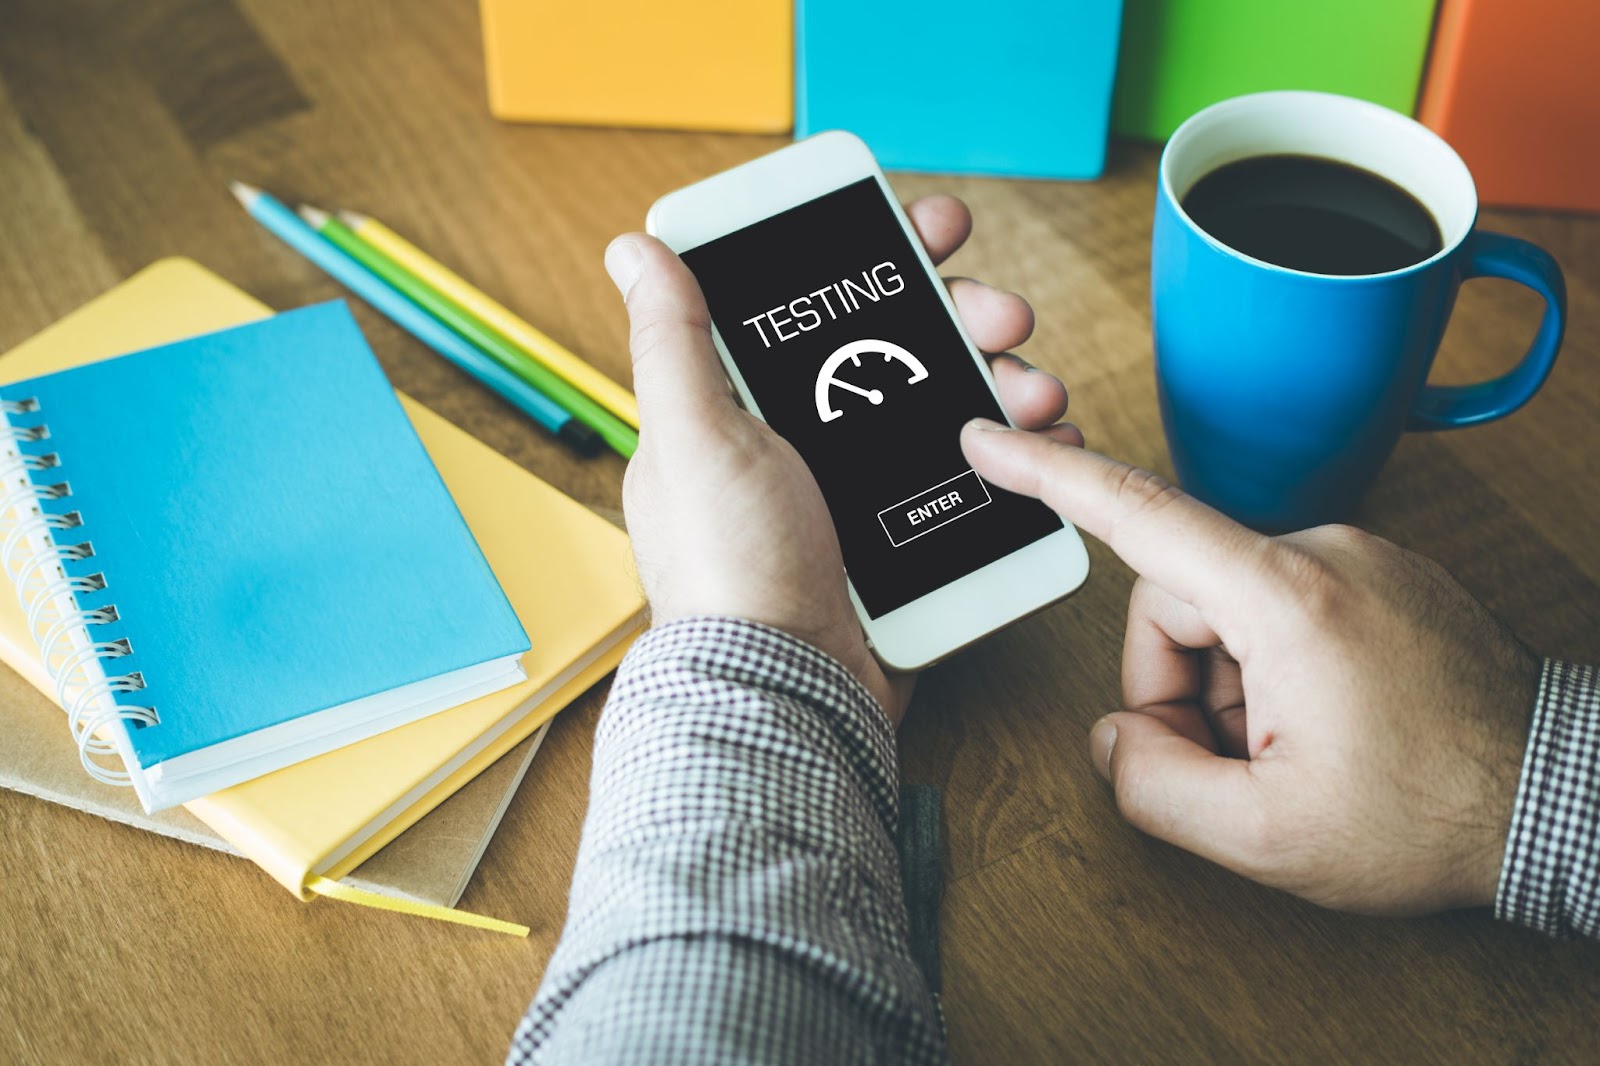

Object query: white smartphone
[647,131,1090,670]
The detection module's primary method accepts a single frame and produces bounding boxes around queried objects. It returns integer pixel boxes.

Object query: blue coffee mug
[1153,91,1566,532]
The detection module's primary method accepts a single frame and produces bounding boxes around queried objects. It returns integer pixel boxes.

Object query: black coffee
[1181,154,1444,275]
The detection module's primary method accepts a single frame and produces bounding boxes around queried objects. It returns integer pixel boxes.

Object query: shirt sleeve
[507,617,947,1066]
[1495,659,1600,940]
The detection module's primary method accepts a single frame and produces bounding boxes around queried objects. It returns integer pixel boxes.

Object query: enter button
[878,469,992,547]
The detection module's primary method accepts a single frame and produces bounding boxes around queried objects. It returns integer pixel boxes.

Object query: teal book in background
[796,0,1124,179]
[1114,0,1437,141]
[0,302,530,811]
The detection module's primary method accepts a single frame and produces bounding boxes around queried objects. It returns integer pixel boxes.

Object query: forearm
[509,617,945,1065]
[1496,660,1600,940]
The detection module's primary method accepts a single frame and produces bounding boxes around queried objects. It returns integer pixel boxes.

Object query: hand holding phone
[645,133,1089,671]
[609,202,1078,716]
[612,197,1082,722]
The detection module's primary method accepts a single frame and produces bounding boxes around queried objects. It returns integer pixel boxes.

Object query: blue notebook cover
[796,0,1124,179]
[0,302,529,802]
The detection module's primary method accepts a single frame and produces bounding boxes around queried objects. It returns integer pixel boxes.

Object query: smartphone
[647,131,1090,670]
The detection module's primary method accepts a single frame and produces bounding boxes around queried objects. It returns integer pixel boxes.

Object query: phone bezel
[647,130,1090,670]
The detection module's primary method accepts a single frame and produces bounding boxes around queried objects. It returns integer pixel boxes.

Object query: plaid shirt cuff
[510,616,945,1065]
[1495,660,1600,940]
[597,616,902,838]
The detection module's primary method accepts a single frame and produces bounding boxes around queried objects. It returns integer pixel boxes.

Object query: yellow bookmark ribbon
[306,875,530,937]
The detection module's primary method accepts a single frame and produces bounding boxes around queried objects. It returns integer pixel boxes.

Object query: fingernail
[1010,354,1039,373]
[966,417,1006,433]
[604,239,643,298]
[1091,717,1117,780]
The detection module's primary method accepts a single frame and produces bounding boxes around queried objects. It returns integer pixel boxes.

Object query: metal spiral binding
[0,397,157,785]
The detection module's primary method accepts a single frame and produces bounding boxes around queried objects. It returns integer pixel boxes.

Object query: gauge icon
[814,339,929,422]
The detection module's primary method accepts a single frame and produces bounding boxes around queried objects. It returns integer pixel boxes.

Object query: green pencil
[297,205,639,459]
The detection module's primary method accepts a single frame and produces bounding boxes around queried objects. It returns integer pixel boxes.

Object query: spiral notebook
[0,301,532,812]
[0,258,645,929]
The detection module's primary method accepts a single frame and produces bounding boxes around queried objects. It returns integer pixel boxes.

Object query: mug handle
[1409,230,1567,431]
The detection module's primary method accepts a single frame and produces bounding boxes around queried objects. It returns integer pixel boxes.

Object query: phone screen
[679,177,1062,619]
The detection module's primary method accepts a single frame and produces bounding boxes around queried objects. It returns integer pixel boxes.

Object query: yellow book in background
[480,0,793,133]
[0,259,645,911]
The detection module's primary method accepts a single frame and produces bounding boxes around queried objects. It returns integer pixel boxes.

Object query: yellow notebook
[0,259,644,913]
[480,0,793,133]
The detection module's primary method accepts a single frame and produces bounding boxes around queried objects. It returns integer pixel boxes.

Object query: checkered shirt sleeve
[1496,660,1600,940]
[507,617,948,1065]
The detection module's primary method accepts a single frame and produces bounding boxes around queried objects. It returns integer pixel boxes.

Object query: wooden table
[3,2,1598,1062]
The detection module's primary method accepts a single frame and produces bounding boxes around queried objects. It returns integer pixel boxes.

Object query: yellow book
[480,0,793,133]
[0,259,644,919]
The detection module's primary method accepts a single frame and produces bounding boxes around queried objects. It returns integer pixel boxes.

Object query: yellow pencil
[339,210,640,429]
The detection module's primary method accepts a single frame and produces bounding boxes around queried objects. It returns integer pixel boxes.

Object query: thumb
[1092,711,1268,877]
[605,234,736,430]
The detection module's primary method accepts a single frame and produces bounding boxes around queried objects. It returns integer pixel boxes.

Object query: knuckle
[627,312,678,361]
[628,306,710,364]
[1316,522,1370,550]
[621,451,646,496]
[1112,464,1179,508]
[1270,541,1344,619]
[1104,465,1183,536]
[620,454,658,515]
[1295,522,1398,567]
[1126,575,1159,616]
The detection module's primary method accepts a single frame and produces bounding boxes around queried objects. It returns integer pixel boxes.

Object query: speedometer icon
[814,339,930,423]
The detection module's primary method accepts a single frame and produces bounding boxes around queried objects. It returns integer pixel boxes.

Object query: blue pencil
[228,181,601,457]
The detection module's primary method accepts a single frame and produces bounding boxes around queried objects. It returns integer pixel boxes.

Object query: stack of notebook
[0,259,645,921]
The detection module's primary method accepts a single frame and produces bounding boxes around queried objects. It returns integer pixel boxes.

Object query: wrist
[751,617,902,727]
[653,601,902,726]
[1469,648,1544,908]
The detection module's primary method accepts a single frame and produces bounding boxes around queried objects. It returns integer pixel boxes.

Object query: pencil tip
[337,208,368,228]
[297,204,331,229]
[228,180,261,206]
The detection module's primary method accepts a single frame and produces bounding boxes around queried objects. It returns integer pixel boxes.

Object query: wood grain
[1,1,1597,1062]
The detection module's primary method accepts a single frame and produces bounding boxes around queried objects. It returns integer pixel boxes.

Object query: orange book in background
[1418,0,1600,213]
[480,0,792,133]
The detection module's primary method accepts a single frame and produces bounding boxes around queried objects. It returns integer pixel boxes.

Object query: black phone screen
[679,177,1062,619]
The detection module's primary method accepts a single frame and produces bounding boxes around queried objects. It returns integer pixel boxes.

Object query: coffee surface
[1181,154,1444,275]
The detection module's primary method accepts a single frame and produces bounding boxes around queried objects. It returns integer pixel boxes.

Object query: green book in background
[1113,0,1438,141]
